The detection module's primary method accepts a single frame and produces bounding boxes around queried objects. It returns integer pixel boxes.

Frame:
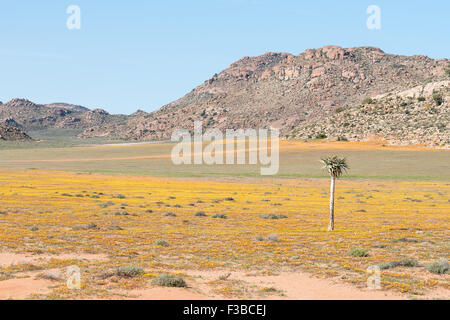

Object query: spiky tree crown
[321,156,349,178]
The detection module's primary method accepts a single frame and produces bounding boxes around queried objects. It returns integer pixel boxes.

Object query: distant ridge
[80,46,449,146]
[1,46,449,146]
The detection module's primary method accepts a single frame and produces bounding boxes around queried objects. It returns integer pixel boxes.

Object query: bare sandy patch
[0,252,38,267]
[0,277,53,299]
[180,269,449,300]
[0,252,107,267]
[125,286,212,300]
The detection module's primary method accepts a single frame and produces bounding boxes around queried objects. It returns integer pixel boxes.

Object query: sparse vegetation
[426,259,449,274]
[260,214,288,219]
[212,214,227,219]
[0,156,448,298]
[163,212,176,217]
[362,97,373,104]
[117,265,144,278]
[152,274,187,287]
[349,248,369,257]
[155,239,169,246]
[432,91,443,106]
[72,223,97,230]
[379,259,419,270]
[267,234,280,242]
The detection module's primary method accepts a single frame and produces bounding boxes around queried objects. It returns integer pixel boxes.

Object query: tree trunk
[328,176,336,231]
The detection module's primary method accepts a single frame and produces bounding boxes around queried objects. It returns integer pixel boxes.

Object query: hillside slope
[79,46,449,146]
[290,81,449,146]
[0,99,127,131]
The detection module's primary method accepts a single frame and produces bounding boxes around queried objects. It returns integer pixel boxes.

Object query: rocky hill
[44,102,90,113]
[290,81,449,146]
[0,98,128,131]
[0,121,32,141]
[79,46,449,146]
[2,46,449,146]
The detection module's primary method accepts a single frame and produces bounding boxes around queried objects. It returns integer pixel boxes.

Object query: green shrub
[152,274,187,287]
[362,97,373,104]
[391,237,419,243]
[163,212,176,217]
[260,214,288,219]
[379,259,419,270]
[432,91,443,105]
[426,259,449,274]
[212,214,227,219]
[155,239,169,247]
[315,133,327,139]
[337,136,348,142]
[349,248,369,257]
[117,265,144,278]
[417,96,426,102]
[194,211,207,217]
[114,211,129,216]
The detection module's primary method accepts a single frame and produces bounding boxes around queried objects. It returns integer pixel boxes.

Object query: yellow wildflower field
[0,170,448,299]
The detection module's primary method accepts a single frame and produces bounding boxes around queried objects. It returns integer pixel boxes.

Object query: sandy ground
[0,278,54,300]
[124,270,414,300]
[0,252,107,267]
[2,252,448,300]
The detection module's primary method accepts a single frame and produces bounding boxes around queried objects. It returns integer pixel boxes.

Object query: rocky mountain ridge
[1,46,449,146]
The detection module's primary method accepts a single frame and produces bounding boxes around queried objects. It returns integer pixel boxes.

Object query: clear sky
[0,0,449,114]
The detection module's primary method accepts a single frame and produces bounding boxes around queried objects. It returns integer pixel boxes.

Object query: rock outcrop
[0,122,32,141]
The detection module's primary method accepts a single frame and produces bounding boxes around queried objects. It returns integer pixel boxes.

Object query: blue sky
[0,0,449,114]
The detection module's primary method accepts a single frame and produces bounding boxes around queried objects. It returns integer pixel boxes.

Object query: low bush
[426,259,449,274]
[260,214,288,219]
[163,212,176,217]
[362,97,373,104]
[349,248,369,257]
[117,265,144,278]
[379,259,419,270]
[212,214,227,219]
[152,274,187,287]
[155,239,169,247]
